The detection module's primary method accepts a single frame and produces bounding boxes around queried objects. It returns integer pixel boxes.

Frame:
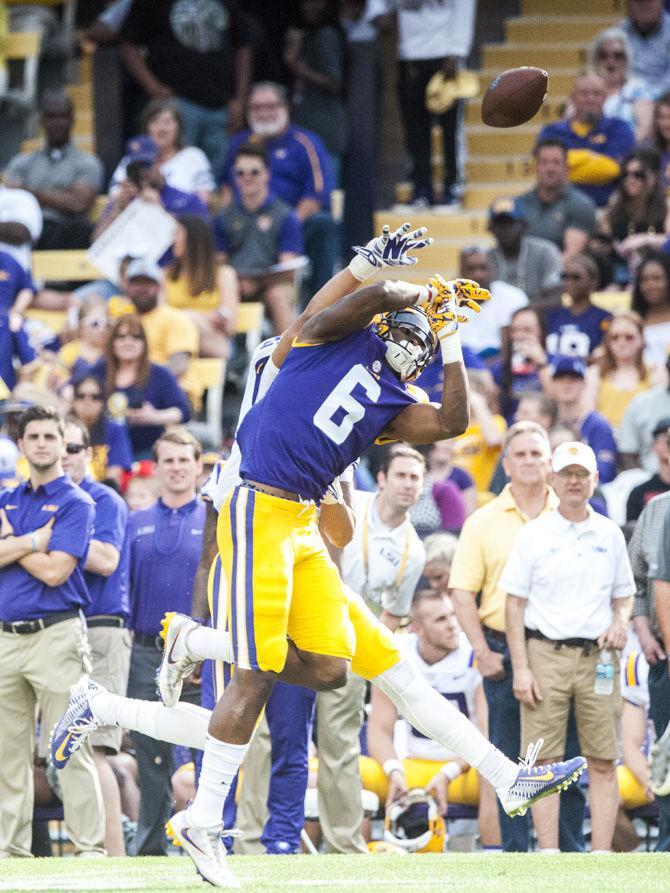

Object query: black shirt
[121,0,252,108]
[626,473,670,522]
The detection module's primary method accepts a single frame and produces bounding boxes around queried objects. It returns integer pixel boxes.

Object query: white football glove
[348,222,433,281]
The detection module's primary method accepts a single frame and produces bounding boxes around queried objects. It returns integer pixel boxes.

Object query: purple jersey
[237,327,418,500]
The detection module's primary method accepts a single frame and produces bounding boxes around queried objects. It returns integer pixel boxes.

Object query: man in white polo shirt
[503,441,634,854]
[316,444,426,853]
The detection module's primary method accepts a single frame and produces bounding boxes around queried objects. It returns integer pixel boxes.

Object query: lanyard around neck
[362,495,411,593]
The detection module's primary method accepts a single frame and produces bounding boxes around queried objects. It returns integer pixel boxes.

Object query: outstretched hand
[349,222,433,280]
[418,275,491,336]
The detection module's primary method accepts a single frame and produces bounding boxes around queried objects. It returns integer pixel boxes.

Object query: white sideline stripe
[0,875,447,891]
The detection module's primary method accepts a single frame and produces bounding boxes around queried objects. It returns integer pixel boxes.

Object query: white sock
[374,660,518,789]
[90,690,210,750]
[186,625,234,663]
[188,734,248,828]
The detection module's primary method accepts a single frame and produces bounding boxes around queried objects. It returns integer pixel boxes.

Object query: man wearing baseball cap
[551,355,617,483]
[486,196,562,308]
[502,441,634,853]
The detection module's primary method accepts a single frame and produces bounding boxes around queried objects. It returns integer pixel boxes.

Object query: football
[481,66,548,128]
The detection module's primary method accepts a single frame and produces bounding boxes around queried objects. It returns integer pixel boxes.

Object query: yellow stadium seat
[32,251,102,282]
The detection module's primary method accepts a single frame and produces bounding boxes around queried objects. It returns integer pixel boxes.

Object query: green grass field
[0,854,669,893]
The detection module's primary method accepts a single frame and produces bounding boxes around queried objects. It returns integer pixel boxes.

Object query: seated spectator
[626,418,670,521]
[452,370,506,494]
[519,139,596,258]
[588,311,660,440]
[421,532,458,594]
[587,230,630,291]
[458,247,528,360]
[93,143,209,246]
[590,27,655,142]
[486,197,562,308]
[618,0,670,97]
[648,91,670,193]
[537,72,635,208]
[109,98,215,202]
[4,90,103,249]
[58,295,109,381]
[619,354,670,471]
[118,0,253,172]
[631,251,670,367]
[214,143,303,334]
[165,215,238,359]
[124,472,158,513]
[0,183,42,272]
[219,81,337,298]
[600,150,670,261]
[514,392,558,431]
[490,306,552,423]
[69,374,133,485]
[550,355,617,483]
[546,253,612,359]
[96,315,190,459]
[284,0,347,181]
[411,441,474,538]
[109,259,198,384]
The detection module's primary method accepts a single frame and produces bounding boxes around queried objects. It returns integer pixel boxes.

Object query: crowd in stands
[1,0,670,863]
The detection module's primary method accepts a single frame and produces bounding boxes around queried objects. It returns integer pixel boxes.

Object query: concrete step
[467,155,535,181]
[462,181,532,211]
[482,42,589,71]
[466,125,539,155]
[521,0,625,14]
[506,15,617,43]
[373,210,490,239]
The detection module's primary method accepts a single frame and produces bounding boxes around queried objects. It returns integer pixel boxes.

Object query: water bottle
[594,648,614,695]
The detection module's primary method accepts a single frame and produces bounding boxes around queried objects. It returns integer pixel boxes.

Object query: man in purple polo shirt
[126,427,206,856]
[62,417,131,857]
[0,406,104,857]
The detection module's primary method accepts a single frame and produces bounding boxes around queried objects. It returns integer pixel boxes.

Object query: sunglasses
[623,169,646,180]
[74,392,103,401]
[113,332,144,341]
[233,167,264,178]
[561,272,585,280]
[65,443,87,455]
[556,468,591,479]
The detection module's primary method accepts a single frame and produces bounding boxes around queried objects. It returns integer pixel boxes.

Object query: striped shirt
[629,490,670,638]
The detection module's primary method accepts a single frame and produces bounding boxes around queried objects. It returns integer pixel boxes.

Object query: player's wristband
[30,533,37,552]
[440,761,463,782]
[383,758,405,778]
[348,254,377,282]
[439,330,463,364]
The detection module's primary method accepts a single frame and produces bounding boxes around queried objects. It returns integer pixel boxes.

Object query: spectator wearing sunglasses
[546,254,612,360]
[70,374,133,486]
[58,295,110,382]
[590,28,655,143]
[214,142,303,334]
[600,150,670,262]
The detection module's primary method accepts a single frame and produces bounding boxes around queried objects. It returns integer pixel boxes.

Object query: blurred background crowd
[1,0,670,864]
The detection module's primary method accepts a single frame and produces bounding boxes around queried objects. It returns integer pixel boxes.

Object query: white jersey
[201,337,281,511]
[620,630,650,712]
[394,631,481,762]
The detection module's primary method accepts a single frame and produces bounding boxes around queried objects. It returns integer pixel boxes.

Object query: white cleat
[157,612,199,707]
[166,809,240,888]
[497,739,587,818]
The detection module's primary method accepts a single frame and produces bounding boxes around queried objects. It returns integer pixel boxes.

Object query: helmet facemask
[376,308,437,382]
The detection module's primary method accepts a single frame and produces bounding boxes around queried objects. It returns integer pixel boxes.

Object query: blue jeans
[648,657,670,851]
[219,682,315,853]
[175,97,229,175]
[483,632,585,852]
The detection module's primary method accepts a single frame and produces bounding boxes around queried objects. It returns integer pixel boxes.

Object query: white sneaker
[156,612,198,707]
[165,809,240,888]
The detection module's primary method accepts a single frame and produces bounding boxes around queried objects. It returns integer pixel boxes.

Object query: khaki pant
[316,672,368,854]
[234,715,271,855]
[87,626,131,753]
[0,617,105,856]
[522,638,622,761]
